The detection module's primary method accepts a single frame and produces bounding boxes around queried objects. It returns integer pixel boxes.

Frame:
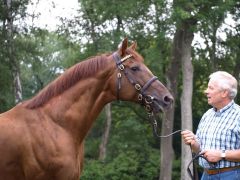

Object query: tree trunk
[180,20,195,180]
[159,108,175,180]
[159,27,181,180]
[12,65,23,104]
[5,0,23,104]
[99,103,112,161]
[233,51,240,80]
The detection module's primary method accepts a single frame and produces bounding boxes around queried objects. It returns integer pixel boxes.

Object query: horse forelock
[23,54,110,109]
[127,49,144,62]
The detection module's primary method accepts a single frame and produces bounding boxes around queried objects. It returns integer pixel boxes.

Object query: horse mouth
[151,97,173,113]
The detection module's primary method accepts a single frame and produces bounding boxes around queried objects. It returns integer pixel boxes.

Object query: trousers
[201,168,240,180]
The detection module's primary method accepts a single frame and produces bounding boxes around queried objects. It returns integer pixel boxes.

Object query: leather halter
[112,52,158,112]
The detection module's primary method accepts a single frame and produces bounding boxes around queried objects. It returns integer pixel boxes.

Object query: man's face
[204,80,226,109]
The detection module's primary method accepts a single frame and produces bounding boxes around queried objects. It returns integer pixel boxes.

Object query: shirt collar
[213,100,234,114]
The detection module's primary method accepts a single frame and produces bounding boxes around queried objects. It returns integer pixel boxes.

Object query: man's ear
[118,37,128,57]
[222,90,229,98]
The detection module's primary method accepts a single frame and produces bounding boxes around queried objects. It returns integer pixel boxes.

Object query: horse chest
[22,132,81,179]
[24,155,80,180]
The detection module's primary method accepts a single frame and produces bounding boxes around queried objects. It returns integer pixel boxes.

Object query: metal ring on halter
[145,95,154,104]
[138,94,143,101]
[135,84,141,91]
[145,104,152,112]
[117,73,122,78]
[119,64,124,70]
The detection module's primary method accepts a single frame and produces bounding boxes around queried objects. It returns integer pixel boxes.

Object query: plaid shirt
[196,101,240,169]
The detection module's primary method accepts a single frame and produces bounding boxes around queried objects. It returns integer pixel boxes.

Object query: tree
[179,19,196,180]
[99,103,112,161]
[20,30,82,100]
[160,46,180,180]
[1,0,31,104]
[4,0,23,103]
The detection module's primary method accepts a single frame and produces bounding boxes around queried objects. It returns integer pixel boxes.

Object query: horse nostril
[163,95,173,104]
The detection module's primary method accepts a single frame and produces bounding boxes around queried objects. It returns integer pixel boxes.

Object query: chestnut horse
[0,38,173,180]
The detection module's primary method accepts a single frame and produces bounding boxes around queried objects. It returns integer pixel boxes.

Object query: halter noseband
[113,52,158,112]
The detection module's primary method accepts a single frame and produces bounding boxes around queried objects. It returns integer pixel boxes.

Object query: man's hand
[181,130,196,145]
[201,150,222,163]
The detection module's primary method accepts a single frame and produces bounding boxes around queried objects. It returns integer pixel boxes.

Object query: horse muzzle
[145,94,173,113]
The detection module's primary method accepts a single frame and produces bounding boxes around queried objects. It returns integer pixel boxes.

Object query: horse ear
[129,41,137,51]
[119,37,128,56]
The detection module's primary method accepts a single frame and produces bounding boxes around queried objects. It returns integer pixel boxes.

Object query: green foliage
[81,149,160,180]
[172,158,181,179]
[0,63,14,112]
[80,160,105,180]
[81,145,182,180]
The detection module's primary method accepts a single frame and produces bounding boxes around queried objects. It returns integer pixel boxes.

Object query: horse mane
[23,53,110,109]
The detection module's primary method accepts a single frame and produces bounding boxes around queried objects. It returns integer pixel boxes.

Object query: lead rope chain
[148,112,182,138]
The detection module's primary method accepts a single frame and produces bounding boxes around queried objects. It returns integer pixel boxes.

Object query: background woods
[0,0,239,180]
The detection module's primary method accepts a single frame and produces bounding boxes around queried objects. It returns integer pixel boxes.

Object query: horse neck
[42,61,116,142]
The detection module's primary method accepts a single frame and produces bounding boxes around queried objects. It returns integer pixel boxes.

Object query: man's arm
[225,149,240,162]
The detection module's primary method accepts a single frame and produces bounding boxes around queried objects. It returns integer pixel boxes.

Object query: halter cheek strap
[113,52,127,100]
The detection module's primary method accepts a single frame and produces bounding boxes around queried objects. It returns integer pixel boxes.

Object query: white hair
[209,71,238,99]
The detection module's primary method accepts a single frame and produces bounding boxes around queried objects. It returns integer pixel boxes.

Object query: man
[182,71,240,179]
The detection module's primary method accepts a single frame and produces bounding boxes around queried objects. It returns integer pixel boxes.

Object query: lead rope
[148,112,182,138]
[187,151,217,180]
[148,113,217,180]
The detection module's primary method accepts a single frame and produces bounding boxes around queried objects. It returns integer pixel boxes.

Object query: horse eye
[131,66,140,71]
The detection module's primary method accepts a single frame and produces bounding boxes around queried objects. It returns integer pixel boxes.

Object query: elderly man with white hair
[182,71,240,180]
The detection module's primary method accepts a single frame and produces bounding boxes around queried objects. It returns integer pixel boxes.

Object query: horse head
[111,38,173,113]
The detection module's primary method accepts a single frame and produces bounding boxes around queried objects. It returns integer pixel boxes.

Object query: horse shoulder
[0,106,82,179]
